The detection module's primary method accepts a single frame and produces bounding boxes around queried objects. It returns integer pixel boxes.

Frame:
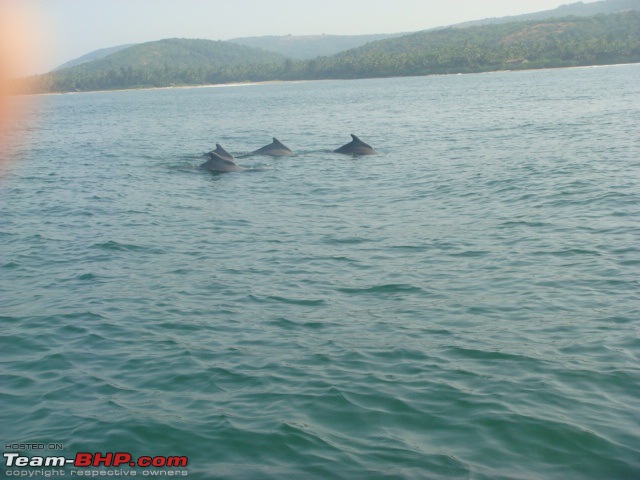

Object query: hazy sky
[16,0,600,75]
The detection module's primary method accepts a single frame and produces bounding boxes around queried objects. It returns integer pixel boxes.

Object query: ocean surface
[1,65,639,479]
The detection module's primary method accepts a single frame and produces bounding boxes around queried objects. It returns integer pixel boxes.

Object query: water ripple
[2,66,639,479]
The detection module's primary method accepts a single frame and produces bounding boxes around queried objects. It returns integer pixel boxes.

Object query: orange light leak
[0,1,47,173]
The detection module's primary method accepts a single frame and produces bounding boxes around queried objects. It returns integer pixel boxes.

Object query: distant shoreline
[28,79,311,96]
[26,62,640,97]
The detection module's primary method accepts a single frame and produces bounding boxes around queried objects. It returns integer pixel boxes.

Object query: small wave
[91,240,146,252]
[77,273,97,281]
[619,258,640,266]
[252,295,327,306]
[337,283,425,295]
[92,240,135,251]
[268,317,325,330]
[447,250,489,258]
[474,412,640,479]
[322,236,371,245]
[56,311,108,322]
[498,220,552,228]
[446,345,536,364]
[531,248,602,257]
[389,244,429,252]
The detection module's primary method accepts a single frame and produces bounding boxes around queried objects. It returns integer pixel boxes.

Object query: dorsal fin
[251,137,293,156]
[272,137,292,152]
[213,143,234,160]
[350,134,369,147]
[333,134,377,154]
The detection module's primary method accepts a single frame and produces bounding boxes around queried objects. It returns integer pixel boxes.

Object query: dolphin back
[252,138,294,156]
[334,134,378,155]
[200,151,244,172]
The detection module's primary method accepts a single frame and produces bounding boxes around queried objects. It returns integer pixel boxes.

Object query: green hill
[69,38,286,71]
[35,38,286,92]
[50,0,639,72]
[228,33,406,59]
[53,44,135,71]
[289,11,640,79]
[22,11,640,94]
[226,0,640,61]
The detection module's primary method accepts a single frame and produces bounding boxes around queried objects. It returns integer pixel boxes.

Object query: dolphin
[199,151,244,172]
[208,143,235,161]
[251,137,294,156]
[333,134,378,155]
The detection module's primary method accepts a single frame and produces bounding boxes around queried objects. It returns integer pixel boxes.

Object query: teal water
[1,65,639,479]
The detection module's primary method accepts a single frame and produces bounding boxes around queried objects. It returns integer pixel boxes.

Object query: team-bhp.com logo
[4,452,188,472]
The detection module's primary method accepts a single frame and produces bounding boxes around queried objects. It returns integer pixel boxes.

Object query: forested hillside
[51,0,638,71]
[30,39,286,92]
[22,11,640,94]
[288,11,640,79]
[228,34,406,59]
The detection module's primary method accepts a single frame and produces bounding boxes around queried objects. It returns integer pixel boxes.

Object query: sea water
[1,65,639,479]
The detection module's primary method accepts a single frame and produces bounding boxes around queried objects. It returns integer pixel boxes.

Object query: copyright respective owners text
[3,444,189,477]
